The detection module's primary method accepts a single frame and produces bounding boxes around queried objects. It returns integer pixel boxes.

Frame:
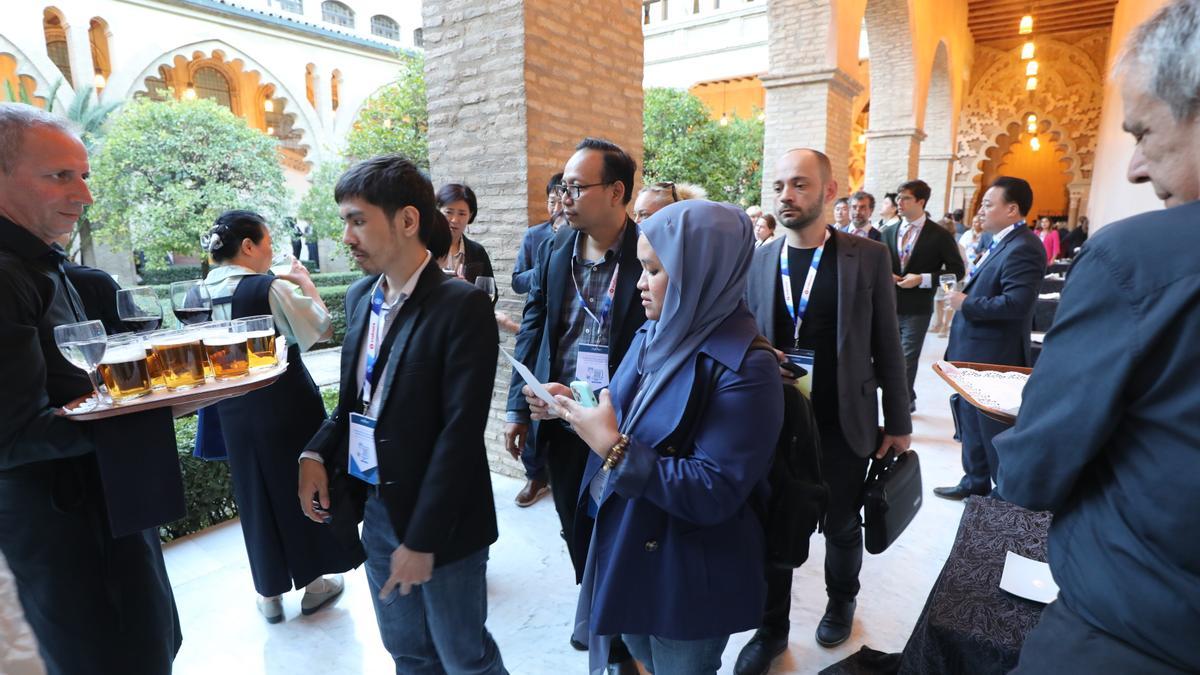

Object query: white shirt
[898,215,935,288]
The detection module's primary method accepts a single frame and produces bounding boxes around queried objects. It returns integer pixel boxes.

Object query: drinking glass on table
[233,315,278,370]
[201,322,250,381]
[116,287,164,333]
[53,320,111,410]
[170,280,213,326]
[150,329,207,391]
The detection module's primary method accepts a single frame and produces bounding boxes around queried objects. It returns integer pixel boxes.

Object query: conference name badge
[348,412,380,485]
[575,343,610,390]
[784,348,816,399]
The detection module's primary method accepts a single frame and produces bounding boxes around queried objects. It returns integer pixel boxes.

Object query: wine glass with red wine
[170,280,213,326]
[116,287,164,333]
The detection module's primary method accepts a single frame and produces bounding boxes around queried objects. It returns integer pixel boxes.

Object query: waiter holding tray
[0,103,183,673]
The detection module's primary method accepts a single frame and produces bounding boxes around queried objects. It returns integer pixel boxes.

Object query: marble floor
[2,331,971,675]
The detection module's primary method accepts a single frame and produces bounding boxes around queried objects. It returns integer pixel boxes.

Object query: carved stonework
[954,31,1108,188]
[849,104,869,192]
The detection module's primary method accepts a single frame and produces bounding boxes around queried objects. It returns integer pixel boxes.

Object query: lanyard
[572,260,620,340]
[361,277,391,412]
[780,229,829,348]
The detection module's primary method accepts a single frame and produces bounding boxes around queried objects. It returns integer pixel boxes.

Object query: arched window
[89,18,112,91]
[43,9,72,85]
[413,27,424,47]
[370,15,400,41]
[330,70,341,111]
[321,1,354,28]
[304,64,316,108]
[194,66,232,111]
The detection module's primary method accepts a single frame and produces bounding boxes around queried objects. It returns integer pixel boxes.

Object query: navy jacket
[944,224,1046,366]
[994,201,1200,672]
[573,309,781,639]
[511,220,554,295]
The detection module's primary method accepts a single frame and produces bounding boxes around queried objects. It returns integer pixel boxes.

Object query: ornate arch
[0,34,71,108]
[117,40,324,163]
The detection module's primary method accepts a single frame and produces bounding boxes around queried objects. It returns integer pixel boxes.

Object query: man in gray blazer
[734,148,912,675]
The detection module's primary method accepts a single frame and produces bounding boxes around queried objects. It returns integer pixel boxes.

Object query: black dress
[213,274,363,595]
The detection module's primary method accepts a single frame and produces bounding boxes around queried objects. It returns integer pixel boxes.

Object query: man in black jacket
[880,179,965,410]
[504,138,644,672]
[299,154,506,674]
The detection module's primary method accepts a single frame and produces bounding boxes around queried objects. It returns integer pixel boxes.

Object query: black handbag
[861,445,923,555]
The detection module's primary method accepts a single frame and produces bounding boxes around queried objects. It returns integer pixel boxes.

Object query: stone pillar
[760,68,862,209]
[951,183,977,218]
[1067,183,1090,229]
[64,13,95,94]
[917,153,955,218]
[863,127,924,205]
[423,0,643,476]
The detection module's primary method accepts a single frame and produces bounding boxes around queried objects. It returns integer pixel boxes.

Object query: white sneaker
[256,595,283,624]
[301,575,344,615]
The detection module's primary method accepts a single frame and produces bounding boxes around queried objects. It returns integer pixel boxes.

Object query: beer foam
[243,329,276,339]
[151,335,200,348]
[203,334,247,347]
[102,343,148,364]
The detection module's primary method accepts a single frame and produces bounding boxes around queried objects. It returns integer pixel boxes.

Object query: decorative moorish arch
[117,40,325,165]
[918,41,956,214]
[969,114,1081,221]
[0,33,68,109]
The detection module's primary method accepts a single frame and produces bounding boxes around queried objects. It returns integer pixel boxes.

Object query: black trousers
[1012,598,1192,674]
[0,459,181,675]
[762,425,869,635]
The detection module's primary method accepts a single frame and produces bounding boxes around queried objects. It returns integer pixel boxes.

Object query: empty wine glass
[474,275,496,298]
[116,287,164,333]
[170,280,213,326]
[53,319,111,410]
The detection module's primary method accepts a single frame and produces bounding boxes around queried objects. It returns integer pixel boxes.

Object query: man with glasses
[505,137,644,674]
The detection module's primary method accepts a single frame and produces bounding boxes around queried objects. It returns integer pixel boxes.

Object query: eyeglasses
[554,181,613,200]
[652,181,679,203]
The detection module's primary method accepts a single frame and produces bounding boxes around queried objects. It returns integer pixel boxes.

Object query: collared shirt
[848,224,873,238]
[898,215,939,288]
[204,264,332,352]
[974,222,1021,269]
[554,227,624,387]
[0,216,95,471]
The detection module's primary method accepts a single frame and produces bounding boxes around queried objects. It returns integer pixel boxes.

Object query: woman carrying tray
[200,210,362,623]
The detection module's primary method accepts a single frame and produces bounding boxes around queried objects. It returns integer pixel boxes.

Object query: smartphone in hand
[570,380,599,408]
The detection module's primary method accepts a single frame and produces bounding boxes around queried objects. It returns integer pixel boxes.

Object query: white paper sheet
[999,551,1059,604]
[501,348,558,408]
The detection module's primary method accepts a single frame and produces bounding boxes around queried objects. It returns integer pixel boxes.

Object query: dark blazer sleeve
[994,244,1137,512]
[610,349,782,525]
[506,236,552,419]
[303,281,371,462]
[962,236,1046,322]
[512,227,538,295]
[868,245,913,435]
[403,288,499,552]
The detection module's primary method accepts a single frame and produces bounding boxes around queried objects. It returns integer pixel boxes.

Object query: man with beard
[735,148,911,674]
[847,190,882,241]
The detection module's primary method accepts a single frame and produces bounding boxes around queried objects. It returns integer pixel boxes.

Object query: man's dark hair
[849,190,875,209]
[575,137,637,205]
[897,179,931,206]
[990,176,1034,217]
[436,182,478,224]
[546,172,564,197]
[427,211,452,259]
[759,213,777,231]
[207,210,267,263]
[952,208,964,221]
[883,191,899,205]
[335,154,439,245]
[834,197,849,208]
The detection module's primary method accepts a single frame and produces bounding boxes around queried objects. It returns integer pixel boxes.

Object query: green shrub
[310,271,366,287]
[316,284,351,348]
[141,265,202,285]
[160,415,239,542]
[321,385,339,415]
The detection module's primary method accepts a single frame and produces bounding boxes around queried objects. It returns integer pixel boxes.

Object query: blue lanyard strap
[361,278,389,411]
[572,260,620,341]
[780,229,829,348]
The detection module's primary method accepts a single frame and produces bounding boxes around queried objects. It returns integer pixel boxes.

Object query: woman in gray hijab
[551,200,784,674]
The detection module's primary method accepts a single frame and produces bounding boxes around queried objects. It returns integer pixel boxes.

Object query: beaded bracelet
[603,434,630,471]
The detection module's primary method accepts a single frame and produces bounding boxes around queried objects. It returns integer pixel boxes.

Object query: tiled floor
[3,332,970,675]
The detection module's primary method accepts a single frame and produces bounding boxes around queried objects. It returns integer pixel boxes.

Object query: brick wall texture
[423,0,643,477]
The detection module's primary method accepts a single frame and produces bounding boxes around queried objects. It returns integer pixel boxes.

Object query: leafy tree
[642,87,764,207]
[344,54,427,167]
[89,98,287,268]
[296,159,348,242]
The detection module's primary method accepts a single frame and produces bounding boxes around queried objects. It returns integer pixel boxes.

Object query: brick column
[760,68,862,209]
[864,127,924,204]
[917,153,955,218]
[423,0,643,476]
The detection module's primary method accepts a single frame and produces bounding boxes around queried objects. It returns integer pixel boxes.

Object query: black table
[1033,299,1058,332]
[898,497,1052,675]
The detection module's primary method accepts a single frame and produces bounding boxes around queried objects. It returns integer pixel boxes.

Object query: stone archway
[969,112,1084,223]
[861,0,922,199]
[918,41,955,216]
[0,34,71,109]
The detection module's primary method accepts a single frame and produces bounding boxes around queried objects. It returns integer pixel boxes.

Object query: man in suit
[1001,4,1200,670]
[0,103,181,675]
[508,172,563,508]
[933,177,1046,500]
[847,190,883,241]
[298,154,506,673]
[504,138,644,672]
[833,196,851,232]
[734,149,912,674]
[881,179,965,411]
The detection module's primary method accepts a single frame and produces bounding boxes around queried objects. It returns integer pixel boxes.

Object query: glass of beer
[193,321,231,379]
[98,334,154,403]
[143,331,167,390]
[202,325,250,380]
[150,330,207,391]
[234,315,278,370]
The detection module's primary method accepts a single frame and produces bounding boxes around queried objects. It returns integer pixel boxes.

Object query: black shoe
[734,629,788,675]
[815,598,856,648]
[606,660,638,675]
[933,485,986,501]
[570,637,587,651]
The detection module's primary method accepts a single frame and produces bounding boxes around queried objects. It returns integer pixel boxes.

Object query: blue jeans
[621,633,729,675]
[362,494,507,675]
[897,312,933,402]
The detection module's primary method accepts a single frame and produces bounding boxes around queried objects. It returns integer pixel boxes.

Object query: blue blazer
[511,220,554,295]
[945,224,1046,366]
[572,308,782,640]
